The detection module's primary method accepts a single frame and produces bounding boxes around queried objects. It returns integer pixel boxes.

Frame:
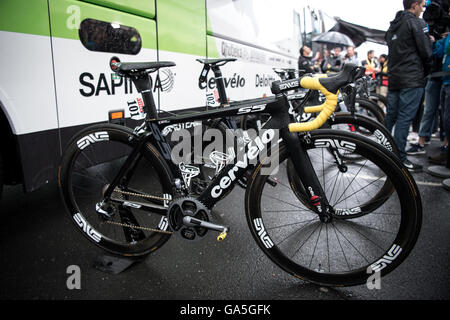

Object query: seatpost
[211,66,228,106]
[209,65,239,129]
[130,73,158,120]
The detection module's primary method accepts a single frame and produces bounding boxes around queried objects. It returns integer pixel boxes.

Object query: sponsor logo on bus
[79,70,175,97]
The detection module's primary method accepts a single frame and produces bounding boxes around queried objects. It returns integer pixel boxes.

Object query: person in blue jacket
[429,32,450,177]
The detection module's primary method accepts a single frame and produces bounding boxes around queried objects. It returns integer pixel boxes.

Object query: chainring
[167,197,210,241]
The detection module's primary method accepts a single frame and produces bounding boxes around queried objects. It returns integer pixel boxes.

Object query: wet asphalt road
[0,140,449,301]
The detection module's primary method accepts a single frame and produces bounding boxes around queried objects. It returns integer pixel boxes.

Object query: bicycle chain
[112,187,168,201]
[104,220,173,235]
[105,187,173,234]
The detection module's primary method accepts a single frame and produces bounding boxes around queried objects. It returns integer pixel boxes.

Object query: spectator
[426,33,449,168]
[406,55,444,156]
[376,54,389,98]
[384,0,433,172]
[320,49,331,72]
[298,45,316,76]
[344,46,360,66]
[312,51,323,71]
[362,50,380,78]
[321,47,343,73]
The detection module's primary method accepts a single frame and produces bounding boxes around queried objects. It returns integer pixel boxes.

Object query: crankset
[167,197,229,241]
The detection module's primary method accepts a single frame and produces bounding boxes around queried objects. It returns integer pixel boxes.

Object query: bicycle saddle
[113,61,175,72]
[196,58,237,67]
[273,68,296,74]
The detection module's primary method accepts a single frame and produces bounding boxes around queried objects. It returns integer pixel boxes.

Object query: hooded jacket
[432,35,450,85]
[385,10,433,90]
[298,55,315,76]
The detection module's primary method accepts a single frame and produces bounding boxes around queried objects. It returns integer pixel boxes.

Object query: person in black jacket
[321,47,343,74]
[298,45,316,76]
[384,0,433,172]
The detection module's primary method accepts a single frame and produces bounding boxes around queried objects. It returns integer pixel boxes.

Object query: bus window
[79,18,142,55]
[207,0,299,57]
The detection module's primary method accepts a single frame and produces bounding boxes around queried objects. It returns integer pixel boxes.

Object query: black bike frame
[104,71,332,219]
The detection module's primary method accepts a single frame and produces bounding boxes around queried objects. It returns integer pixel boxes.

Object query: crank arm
[182,216,230,241]
[266,176,278,187]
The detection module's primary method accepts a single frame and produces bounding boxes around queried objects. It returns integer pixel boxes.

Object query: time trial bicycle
[59,62,422,286]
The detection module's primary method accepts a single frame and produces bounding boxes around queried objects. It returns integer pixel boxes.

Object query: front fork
[282,129,333,223]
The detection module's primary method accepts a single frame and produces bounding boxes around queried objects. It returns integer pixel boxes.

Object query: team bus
[0,0,325,197]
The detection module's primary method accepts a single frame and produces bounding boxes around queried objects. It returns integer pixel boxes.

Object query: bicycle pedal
[217,231,227,242]
[182,216,229,241]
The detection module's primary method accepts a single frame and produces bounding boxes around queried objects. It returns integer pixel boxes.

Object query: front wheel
[245,130,422,286]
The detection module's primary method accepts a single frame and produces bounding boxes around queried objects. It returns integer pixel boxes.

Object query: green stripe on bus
[79,0,155,19]
[0,0,217,56]
[207,35,220,58]
[157,0,206,56]
[0,0,51,37]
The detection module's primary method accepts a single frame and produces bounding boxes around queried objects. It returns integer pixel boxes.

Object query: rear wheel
[245,130,421,286]
[59,124,173,257]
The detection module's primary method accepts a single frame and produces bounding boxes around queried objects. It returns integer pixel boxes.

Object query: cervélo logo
[210,129,276,199]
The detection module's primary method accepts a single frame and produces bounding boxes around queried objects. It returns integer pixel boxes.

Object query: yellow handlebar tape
[289,77,338,132]
[303,105,324,113]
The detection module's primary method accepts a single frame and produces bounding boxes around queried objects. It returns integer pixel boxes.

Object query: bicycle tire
[59,123,174,257]
[355,98,385,123]
[369,92,388,110]
[326,112,399,158]
[286,113,399,218]
[245,129,422,286]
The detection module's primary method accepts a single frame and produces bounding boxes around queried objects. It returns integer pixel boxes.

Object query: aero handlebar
[270,63,365,132]
[289,76,339,132]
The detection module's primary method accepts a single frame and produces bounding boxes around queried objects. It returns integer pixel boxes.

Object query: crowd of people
[298,45,388,87]
[297,0,450,190]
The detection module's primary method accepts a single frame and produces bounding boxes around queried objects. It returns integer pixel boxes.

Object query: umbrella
[312,31,355,48]
[330,19,387,47]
